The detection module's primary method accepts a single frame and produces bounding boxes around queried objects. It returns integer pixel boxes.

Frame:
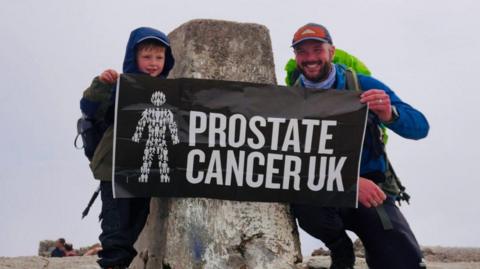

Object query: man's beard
[298,61,332,82]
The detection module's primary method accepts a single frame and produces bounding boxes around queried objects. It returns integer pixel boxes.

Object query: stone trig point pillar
[131,19,301,269]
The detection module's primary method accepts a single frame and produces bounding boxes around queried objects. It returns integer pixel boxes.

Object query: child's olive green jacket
[80,27,175,181]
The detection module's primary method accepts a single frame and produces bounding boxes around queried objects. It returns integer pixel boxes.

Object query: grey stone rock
[0,256,99,269]
[296,256,368,269]
[168,19,277,84]
[297,255,480,269]
[130,19,301,269]
[38,240,55,257]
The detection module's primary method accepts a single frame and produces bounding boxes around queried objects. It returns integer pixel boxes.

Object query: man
[50,238,66,257]
[289,23,429,269]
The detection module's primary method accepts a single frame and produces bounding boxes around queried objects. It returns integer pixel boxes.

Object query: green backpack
[285,48,371,86]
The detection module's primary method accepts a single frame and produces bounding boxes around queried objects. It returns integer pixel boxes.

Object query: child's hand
[99,69,118,84]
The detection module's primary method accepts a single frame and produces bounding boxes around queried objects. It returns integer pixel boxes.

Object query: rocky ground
[2,246,480,269]
[297,244,480,269]
[298,255,480,269]
[0,256,99,269]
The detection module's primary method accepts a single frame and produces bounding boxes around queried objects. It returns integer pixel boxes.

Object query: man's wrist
[383,105,399,124]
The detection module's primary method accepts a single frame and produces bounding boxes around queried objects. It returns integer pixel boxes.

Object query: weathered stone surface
[38,240,55,257]
[168,19,277,84]
[130,19,301,269]
[296,256,367,269]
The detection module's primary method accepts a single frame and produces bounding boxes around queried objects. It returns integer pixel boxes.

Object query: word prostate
[189,111,339,154]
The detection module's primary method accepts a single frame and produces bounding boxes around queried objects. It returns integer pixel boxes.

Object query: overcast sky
[1,0,479,257]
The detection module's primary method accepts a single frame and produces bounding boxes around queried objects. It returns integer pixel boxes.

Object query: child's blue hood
[122,27,175,77]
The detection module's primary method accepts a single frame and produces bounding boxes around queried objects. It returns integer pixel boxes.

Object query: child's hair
[65,243,73,251]
[136,39,166,52]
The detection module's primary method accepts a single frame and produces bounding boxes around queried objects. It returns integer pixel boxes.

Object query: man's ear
[329,45,336,60]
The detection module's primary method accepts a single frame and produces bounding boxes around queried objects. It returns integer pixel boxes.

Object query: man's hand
[99,69,119,84]
[360,89,392,122]
[358,177,386,208]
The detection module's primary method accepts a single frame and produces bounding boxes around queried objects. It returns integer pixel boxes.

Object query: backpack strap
[375,204,394,230]
[345,68,361,92]
[345,68,410,228]
[384,154,411,205]
[345,68,409,202]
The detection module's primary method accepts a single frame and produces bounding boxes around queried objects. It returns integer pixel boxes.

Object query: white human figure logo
[131,91,179,183]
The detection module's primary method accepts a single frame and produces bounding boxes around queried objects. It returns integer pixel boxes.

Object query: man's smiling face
[294,40,335,82]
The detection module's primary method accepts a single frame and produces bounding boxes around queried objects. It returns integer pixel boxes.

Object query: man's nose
[305,51,317,61]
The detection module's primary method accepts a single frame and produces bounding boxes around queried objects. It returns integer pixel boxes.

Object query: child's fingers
[111,71,118,81]
[105,74,112,83]
[106,70,118,82]
[100,69,118,84]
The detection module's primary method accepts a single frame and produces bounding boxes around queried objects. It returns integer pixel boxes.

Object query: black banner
[113,74,367,207]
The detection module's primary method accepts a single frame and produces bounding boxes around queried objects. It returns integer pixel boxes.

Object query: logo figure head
[151,91,166,106]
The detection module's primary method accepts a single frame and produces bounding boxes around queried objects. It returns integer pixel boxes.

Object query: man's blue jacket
[297,64,429,175]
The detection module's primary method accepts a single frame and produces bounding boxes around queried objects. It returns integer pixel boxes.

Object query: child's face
[136,46,166,77]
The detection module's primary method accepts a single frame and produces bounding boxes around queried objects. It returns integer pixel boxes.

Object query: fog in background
[1,0,479,256]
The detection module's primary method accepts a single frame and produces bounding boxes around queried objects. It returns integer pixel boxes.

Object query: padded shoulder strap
[345,68,361,92]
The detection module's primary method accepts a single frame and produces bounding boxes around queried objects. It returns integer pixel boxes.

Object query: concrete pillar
[131,19,301,269]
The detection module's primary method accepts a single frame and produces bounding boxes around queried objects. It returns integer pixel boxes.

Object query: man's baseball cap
[292,23,333,47]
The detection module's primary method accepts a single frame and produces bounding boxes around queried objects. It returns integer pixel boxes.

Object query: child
[80,27,175,269]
